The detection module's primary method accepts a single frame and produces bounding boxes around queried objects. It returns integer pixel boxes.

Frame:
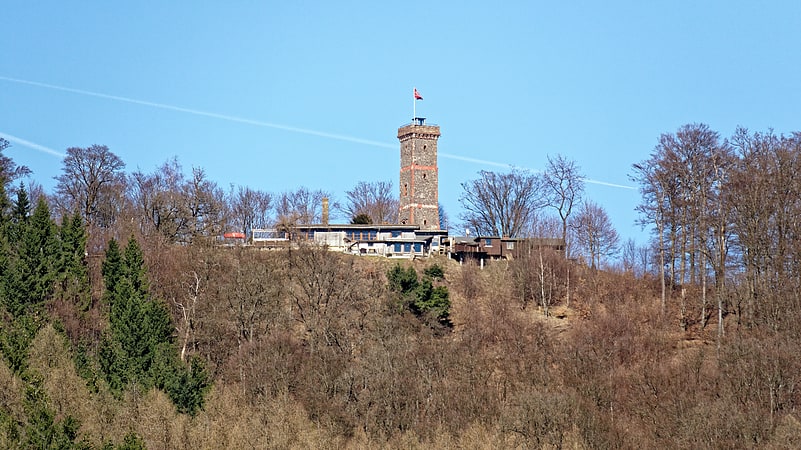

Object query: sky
[2,1,801,245]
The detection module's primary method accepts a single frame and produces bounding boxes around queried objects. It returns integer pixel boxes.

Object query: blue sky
[2,1,800,244]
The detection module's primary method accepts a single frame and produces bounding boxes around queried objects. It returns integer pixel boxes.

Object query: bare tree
[286,245,367,354]
[184,167,226,242]
[571,200,619,270]
[223,251,284,346]
[728,128,801,329]
[342,180,398,224]
[130,158,185,240]
[543,154,584,255]
[634,123,735,331]
[438,202,449,231]
[275,187,333,226]
[459,169,545,237]
[511,216,565,315]
[0,138,31,190]
[632,158,670,313]
[129,158,225,243]
[227,185,273,237]
[53,145,126,227]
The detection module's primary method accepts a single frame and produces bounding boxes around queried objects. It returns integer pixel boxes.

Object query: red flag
[414,88,423,100]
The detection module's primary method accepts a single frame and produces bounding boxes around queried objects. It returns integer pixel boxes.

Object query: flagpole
[413,87,416,121]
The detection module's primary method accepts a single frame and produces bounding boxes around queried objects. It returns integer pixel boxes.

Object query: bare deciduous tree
[342,180,398,224]
[459,169,545,237]
[438,202,449,231]
[512,216,565,315]
[131,157,185,240]
[130,158,225,243]
[227,185,272,237]
[275,187,334,226]
[0,138,31,191]
[287,245,367,354]
[543,154,584,254]
[223,251,284,346]
[53,145,126,228]
[572,200,619,270]
[184,167,226,242]
[633,123,735,332]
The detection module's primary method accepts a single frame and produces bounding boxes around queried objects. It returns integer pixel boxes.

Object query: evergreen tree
[168,356,211,416]
[4,197,57,317]
[122,236,149,296]
[10,182,30,242]
[413,277,451,325]
[387,264,419,295]
[387,263,451,327]
[21,198,58,309]
[22,385,84,449]
[55,212,90,311]
[113,432,147,450]
[101,239,123,304]
[99,236,210,414]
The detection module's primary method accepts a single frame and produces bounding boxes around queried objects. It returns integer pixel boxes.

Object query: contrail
[439,152,512,169]
[0,75,395,149]
[0,132,66,157]
[0,75,634,189]
[581,178,636,190]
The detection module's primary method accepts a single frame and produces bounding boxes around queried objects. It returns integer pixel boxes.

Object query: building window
[506,241,515,250]
[484,238,493,247]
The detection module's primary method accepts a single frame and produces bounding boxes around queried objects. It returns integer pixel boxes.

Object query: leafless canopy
[0,138,32,191]
[275,187,334,226]
[342,180,398,224]
[227,185,273,236]
[459,169,545,237]
[543,154,584,248]
[571,200,619,269]
[53,144,126,228]
[130,158,226,243]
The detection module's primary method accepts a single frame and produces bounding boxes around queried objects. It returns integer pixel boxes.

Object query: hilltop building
[236,112,567,263]
[247,117,446,258]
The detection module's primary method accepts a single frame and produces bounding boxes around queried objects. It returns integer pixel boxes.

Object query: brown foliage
[24,225,801,448]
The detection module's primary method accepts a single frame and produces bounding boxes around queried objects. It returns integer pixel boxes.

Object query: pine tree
[4,197,57,318]
[166,356,211,416]
[101,239,123,308]
[122,236,149,296]
[21,198,58,309]
[99,236,210,414]
[100,237,176,389]
[11,183,30,221]
[56,212,90,311]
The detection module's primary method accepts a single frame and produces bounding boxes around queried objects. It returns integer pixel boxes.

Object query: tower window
[422,173,427,180]
[403,183,408,196]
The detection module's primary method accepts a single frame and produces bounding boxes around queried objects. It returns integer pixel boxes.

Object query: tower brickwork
[398,118,440,229]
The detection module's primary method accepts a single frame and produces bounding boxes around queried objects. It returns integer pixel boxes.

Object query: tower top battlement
[398,118,440,140]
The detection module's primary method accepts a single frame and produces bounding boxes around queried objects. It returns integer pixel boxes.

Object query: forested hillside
[2,128,801,448]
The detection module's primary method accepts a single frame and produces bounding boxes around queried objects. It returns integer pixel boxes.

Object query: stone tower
[398,117,440,229]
